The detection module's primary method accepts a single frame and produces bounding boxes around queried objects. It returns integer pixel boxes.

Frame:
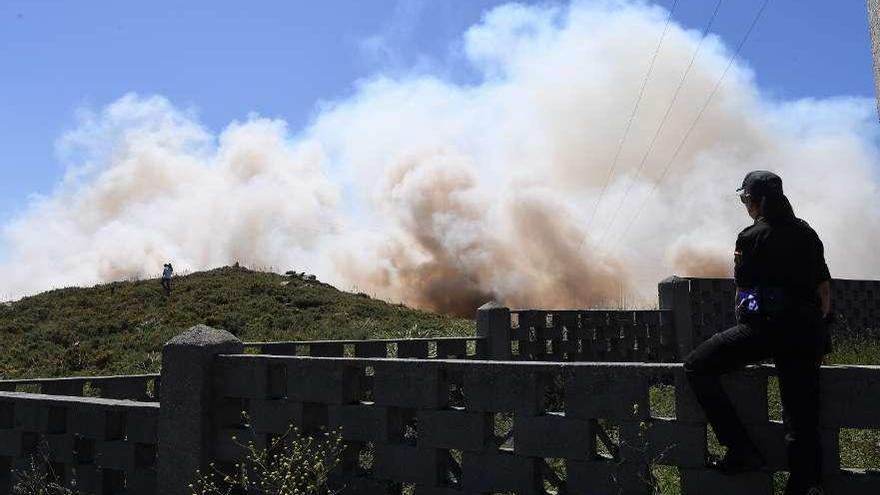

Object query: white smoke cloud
[2,0,880,314]
[2,95,342,296]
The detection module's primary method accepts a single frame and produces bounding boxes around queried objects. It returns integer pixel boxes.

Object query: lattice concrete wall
[0,392,158,494]
[211,354,880,495]
[659,277,880,356]
[829,279,880,336]
[0,375,160,402]
[245,336,485,360]
[509,310,675,362]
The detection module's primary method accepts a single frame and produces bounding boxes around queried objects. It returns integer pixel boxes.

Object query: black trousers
[161,278,172,293]
[684,322,822,491]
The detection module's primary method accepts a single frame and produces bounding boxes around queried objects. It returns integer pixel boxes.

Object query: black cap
[737,170,783,197]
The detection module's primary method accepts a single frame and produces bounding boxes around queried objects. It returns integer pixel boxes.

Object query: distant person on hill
[684,171,832,495]
[161,263,174,295]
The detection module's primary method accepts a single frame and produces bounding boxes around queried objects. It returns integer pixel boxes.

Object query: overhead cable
[579,0,681,245]
[591,0,725,255]
[605,0,771,254]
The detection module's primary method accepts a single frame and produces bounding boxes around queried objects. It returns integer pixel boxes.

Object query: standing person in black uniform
[684,171,832,495]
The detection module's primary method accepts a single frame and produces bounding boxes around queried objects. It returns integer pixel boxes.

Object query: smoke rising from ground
[3,1,880,315]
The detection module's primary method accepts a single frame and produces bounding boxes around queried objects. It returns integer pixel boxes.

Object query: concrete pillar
[158,325,243,495]
[476,302,511,360]
[868,0,880,120]
[658,276,694,361]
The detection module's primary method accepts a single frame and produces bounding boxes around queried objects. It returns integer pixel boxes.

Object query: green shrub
[12,446,77,495]
[191,416,344,495]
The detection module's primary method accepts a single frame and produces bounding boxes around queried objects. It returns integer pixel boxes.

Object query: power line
[591,0,724,254]
[580,0,680,244]
[605,0,771,254]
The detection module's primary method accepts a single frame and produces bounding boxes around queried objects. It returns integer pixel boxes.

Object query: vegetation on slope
[0,264,876,379]
[0,266,473,378]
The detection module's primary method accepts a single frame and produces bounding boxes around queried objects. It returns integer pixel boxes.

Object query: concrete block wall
[828,279,880,337]
[0,391,159,494]
[3,322,879,494]
[244,336,485,360]
[509,309,676,362]
[660,277,880,355]
[209,353,880,495]
[0,375,160,402]
[475,302,677,362]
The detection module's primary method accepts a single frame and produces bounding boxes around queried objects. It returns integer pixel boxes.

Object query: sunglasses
[739,193,750,204]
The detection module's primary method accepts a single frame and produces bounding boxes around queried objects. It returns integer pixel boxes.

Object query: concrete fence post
[476,302,511,360]
[158,325,243,495]
[658,276,694,361]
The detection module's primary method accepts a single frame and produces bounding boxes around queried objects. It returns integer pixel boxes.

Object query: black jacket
[734,215,831,352]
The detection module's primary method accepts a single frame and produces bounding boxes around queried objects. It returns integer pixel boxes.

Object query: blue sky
[0,0,876,227]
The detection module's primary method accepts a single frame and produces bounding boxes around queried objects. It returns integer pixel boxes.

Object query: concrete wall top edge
[0,390,161,408]
[215,354,880,373]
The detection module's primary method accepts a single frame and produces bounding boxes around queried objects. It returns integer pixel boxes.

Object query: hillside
[1,265,877,379]
[0,266,473,378]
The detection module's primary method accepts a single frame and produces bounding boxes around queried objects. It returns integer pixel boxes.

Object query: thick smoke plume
[2,1,880,315]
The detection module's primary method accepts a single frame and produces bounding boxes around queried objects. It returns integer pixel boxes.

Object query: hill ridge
[0,266,472,378]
